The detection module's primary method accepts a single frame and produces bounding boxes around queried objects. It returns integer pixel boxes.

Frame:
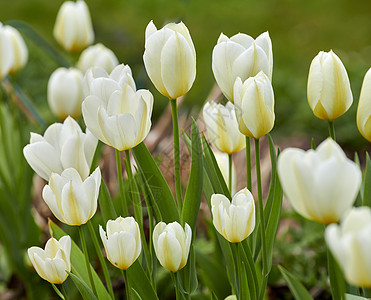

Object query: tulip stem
[60,284,68,300]
[327,245,346,300]
[170,100,183,212]
[328,121,336,140]
[78,225,97,297]
[235,243,243,299]
[51,283,65,300]
[87,221,115,299]
[122,269,131,300]
[228,154,233,194]
[255,138,268,300]
[170,272,181,300]
[116,149,129,216]
[246,137,251,191]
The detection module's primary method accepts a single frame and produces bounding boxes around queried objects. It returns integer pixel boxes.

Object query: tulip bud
[0,23,28,79]
[53,0,94,52]
[47,67,84,120]
[77,43,118,73]
[212,32,272,103]
[23,116,97,181]
[143,20,196,100]
[307,50,353,121]
[325,207,371,287]
[357,68,371,142]
[213,151,237,195]
[203,101,245,154]
[82,64,153,151]
[42,167,101,226]
[278,138,361,224]
[99,217,141,270]
[28,236,71,284]
[153,221,192,272]
[233,72,275,139]
[211,188,255,243]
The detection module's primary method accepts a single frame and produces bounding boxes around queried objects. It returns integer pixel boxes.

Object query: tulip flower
[307,50,353,121]
[53,0,94,52]
[233,71,275,139]
[277,138,361,224]
[212,31,272,103]
[28,236,71,284]
[153,222,192,272]
[326,207,371,287]
[357,68,371,142]
[77,43,118,73]
[211,188,255,243]
[203,101,245,154]
[47,67,84,120]
[82,64,153,151]
[213,151,237,195]
[0,22,28,79]
[99,217,141,270]
[42,167,101,226]
[23,116,97,181]
[143,20,196,100]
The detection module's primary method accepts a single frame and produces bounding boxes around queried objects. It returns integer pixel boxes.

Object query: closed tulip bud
[82,64,153,151]
[77,43,118,73]
[213,151,237,195]
[326,207,371,287]
[153,222,192,272]
[212,32,272,103]
[23,116,97,181]
[28,236,71,284]
[357,68,371,142]
[211,188,255,243]
[42,167,101,226]
[233,72,275,139]
[53,0,94,52]
[0,23,28,79]
[278,138,361,224]
[143,20,196,100]
[99,217,141,270]
[203,101,245,154]
[48,67,83,120]
[307,50,353,121]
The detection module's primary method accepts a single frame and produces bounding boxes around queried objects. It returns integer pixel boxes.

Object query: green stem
[122,269,131,300]
[78,225,97,297]
[245,137,251,191]
[255,139,268,300]
[87,221,115,299]
[51,283,65,299]
[170,272,181,300]
[236,243,242,299]
[170,100,182,213]
[116,149,129,216]
[60,284,68,300]
[328,121,336,140]
[228,154,233,195]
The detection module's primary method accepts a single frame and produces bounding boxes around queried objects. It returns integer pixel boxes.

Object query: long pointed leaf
[68,272,98,300]
[278,265,314,300]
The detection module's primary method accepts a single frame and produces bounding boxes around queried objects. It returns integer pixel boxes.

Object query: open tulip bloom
[28,236,71,284]
[278,138,361,224]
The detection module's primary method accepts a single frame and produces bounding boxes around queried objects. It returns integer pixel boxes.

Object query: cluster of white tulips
[2,0,371,299]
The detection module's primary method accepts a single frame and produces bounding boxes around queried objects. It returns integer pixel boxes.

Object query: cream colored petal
[357,68,371,141]
[255,32,273,79]
[229,33,254,49]
[157,231,182,272]
[145,20,157,41]
[61,181,88,225]
[307,53,324,114]
[106,232,136,269]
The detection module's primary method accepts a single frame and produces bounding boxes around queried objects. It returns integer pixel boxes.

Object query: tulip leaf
[132,142,180,222]
[264,134,278,222]
[48,220,111,300]
[327,249,346,300]
[177,245,198,295]
[240,261,250,300]
[240,241,259,300]
[354,153,363,207]
[130,288,143,300]
[181,118,203,230]
[362,153,371,208]
[68,272,98,300]
[278,265,314,300]
[98,179,117,224]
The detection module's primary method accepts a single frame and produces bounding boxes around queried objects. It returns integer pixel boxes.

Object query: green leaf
[178,245,198,295]
[327,249,346,300]
[98,179,117,224]
[240,261,250,300]
[132,142,179,222]
[131,288,143,300]
[68,272,98,300]
[181,119,203,230]
[278,265,314,300]
[354,153,362,207]
[362,153,371,208]
[240,241,258,300]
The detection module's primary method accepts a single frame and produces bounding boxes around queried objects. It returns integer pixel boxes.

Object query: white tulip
[357,68,371,142]
[23,116,97,181]
[277,138,361,224]
[143,20,196,100]
[213,151,237,195]
[233,72,275,139]
[326,207,371,287]
[53,0,94,52]
[211,188,255,243]
[42,167,101,226]
[100,217,141,270]
[203,101,245,154]
[307,50,353,121]
[77,43,118,73]
[28,236,71,284]
[153,222,192,272]
[47,67,84,120]
[82,64,153,151]
[212,31,272,102]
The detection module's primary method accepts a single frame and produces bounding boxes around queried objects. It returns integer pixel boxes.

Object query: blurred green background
[2,0,371,149]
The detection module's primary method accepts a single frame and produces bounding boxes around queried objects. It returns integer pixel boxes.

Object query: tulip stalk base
[228,154,233,194]
[122,270,131,300]
[170,272,182,300]
[327,245,345,300]
[328,121,336,140]
[116,149,129,216]
[51,283,66,300]
[235,243,243,299]
[246,137,251,191]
